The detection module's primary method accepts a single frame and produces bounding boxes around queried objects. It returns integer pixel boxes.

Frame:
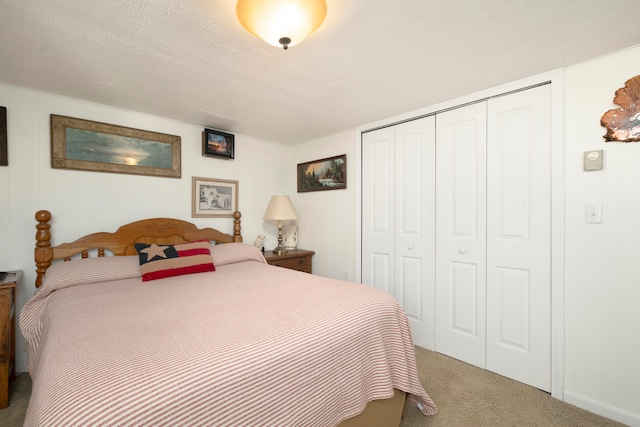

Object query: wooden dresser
[0,270,21,409]
[263,249,315,273]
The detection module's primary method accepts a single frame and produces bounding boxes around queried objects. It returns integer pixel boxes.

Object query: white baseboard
[564,390,640,427]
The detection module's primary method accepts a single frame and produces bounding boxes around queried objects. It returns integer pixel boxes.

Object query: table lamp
[263,195,297,255]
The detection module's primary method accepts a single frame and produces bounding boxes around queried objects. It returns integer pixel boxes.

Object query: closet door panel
[435,102,487,368]
[394,117,436,349]
[362,127,396,295]
[486,85,551,392]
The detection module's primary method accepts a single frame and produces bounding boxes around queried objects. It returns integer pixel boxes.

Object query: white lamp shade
[236,0,327,49]
[263,195,297,221]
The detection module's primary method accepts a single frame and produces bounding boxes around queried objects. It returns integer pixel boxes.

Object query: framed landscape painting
[297,154,346,192]
[202,128,234,159]
[51,114,181,178]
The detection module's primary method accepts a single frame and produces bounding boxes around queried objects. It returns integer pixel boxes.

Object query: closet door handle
[408,245,413,250]
[458,247,466,254]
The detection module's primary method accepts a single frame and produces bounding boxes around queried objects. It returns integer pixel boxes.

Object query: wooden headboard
[34,210,242,288]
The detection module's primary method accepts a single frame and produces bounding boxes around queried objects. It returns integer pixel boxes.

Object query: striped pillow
[135,240,215,282]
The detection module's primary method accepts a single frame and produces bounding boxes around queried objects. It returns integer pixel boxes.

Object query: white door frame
[355,69,565,400]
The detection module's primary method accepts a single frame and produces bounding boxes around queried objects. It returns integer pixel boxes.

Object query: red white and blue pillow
[135,240,215,282]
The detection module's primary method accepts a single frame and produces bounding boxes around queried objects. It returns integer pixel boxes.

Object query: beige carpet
[0,347,626,426]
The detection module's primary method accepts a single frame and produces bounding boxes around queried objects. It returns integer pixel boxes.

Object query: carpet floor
[0,346,626,426]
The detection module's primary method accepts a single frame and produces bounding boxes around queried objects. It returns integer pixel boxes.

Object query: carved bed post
[233,211,242,242]
[35,210,53,288]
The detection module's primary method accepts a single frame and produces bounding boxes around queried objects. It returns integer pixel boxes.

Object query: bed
[20,210,437,426]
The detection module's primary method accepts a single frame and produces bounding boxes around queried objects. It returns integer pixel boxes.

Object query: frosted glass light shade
[236,0,327,49]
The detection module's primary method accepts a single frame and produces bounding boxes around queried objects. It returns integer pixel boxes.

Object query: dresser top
[0,270,22,288]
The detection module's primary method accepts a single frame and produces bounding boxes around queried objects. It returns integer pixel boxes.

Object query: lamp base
[272,223,287,255]
[272,242,286,256]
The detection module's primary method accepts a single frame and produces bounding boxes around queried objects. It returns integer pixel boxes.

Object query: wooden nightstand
[263,249,315,273]
[0,270,21,409]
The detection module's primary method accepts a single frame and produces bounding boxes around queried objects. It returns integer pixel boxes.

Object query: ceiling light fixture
[236,0,327,50]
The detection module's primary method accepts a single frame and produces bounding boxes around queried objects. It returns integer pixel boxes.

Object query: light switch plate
[585,204,602,224]
[584,150,603,171]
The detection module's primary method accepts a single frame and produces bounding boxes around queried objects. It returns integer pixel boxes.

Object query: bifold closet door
[434,102,488,369]
[362,126,396,296]
[362,116,436,350]
[435,85,552,391]
[485,85,551,392]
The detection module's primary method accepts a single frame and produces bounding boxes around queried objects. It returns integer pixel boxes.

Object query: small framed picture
[192,177,239,218]
[202,128,234,159]
[297,154,347,192]
[0,106,7,166]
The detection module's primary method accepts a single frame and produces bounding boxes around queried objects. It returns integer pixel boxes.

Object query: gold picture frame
[51,114,181,178]
[192,177,239,218]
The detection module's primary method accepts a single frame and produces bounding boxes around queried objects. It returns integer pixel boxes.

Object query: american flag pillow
[134,240,215,282]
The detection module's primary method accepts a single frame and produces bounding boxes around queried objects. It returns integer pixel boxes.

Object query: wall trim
[564,390,640,427]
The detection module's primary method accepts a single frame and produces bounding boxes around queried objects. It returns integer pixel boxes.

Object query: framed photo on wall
[192,177,239,218]
[0,106,7,166]
[50,114,181,178]
[202,128,234,159]
[297,154,347,192]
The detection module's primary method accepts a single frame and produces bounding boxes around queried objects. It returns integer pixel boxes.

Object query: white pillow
[210,242,267,266]
[43,255,141,290]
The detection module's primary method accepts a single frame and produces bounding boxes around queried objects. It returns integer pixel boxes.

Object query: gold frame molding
[51,114,181,178]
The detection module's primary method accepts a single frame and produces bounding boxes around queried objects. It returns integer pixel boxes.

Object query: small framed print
[297,154,347,192]
[192,177,239,218]
[202,128,234,159]
[0,106,7,166]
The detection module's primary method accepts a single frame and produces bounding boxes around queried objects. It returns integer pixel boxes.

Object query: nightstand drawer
[263,249,315,274]
[270,256,310,272]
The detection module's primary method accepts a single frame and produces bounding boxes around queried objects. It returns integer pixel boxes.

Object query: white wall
[562,46,640,425]
[292,129,358,281]
[304,46,640,425]
[0,83,293,373]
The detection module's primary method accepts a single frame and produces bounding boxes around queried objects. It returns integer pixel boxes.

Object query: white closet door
[362,117,436,350]
[362,126,396,295]
[486,85,551,391]
[435,102,488,368]
[394,117,436,350]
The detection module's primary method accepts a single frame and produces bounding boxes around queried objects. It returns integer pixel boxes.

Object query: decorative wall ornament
[600,75,640,142]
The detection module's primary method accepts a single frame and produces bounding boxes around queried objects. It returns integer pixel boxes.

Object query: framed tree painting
[297,154,346,192]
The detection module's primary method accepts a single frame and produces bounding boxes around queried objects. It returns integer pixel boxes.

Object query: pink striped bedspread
[20,256,437,426]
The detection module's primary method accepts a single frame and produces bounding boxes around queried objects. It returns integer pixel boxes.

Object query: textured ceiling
[1,0,640,144]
